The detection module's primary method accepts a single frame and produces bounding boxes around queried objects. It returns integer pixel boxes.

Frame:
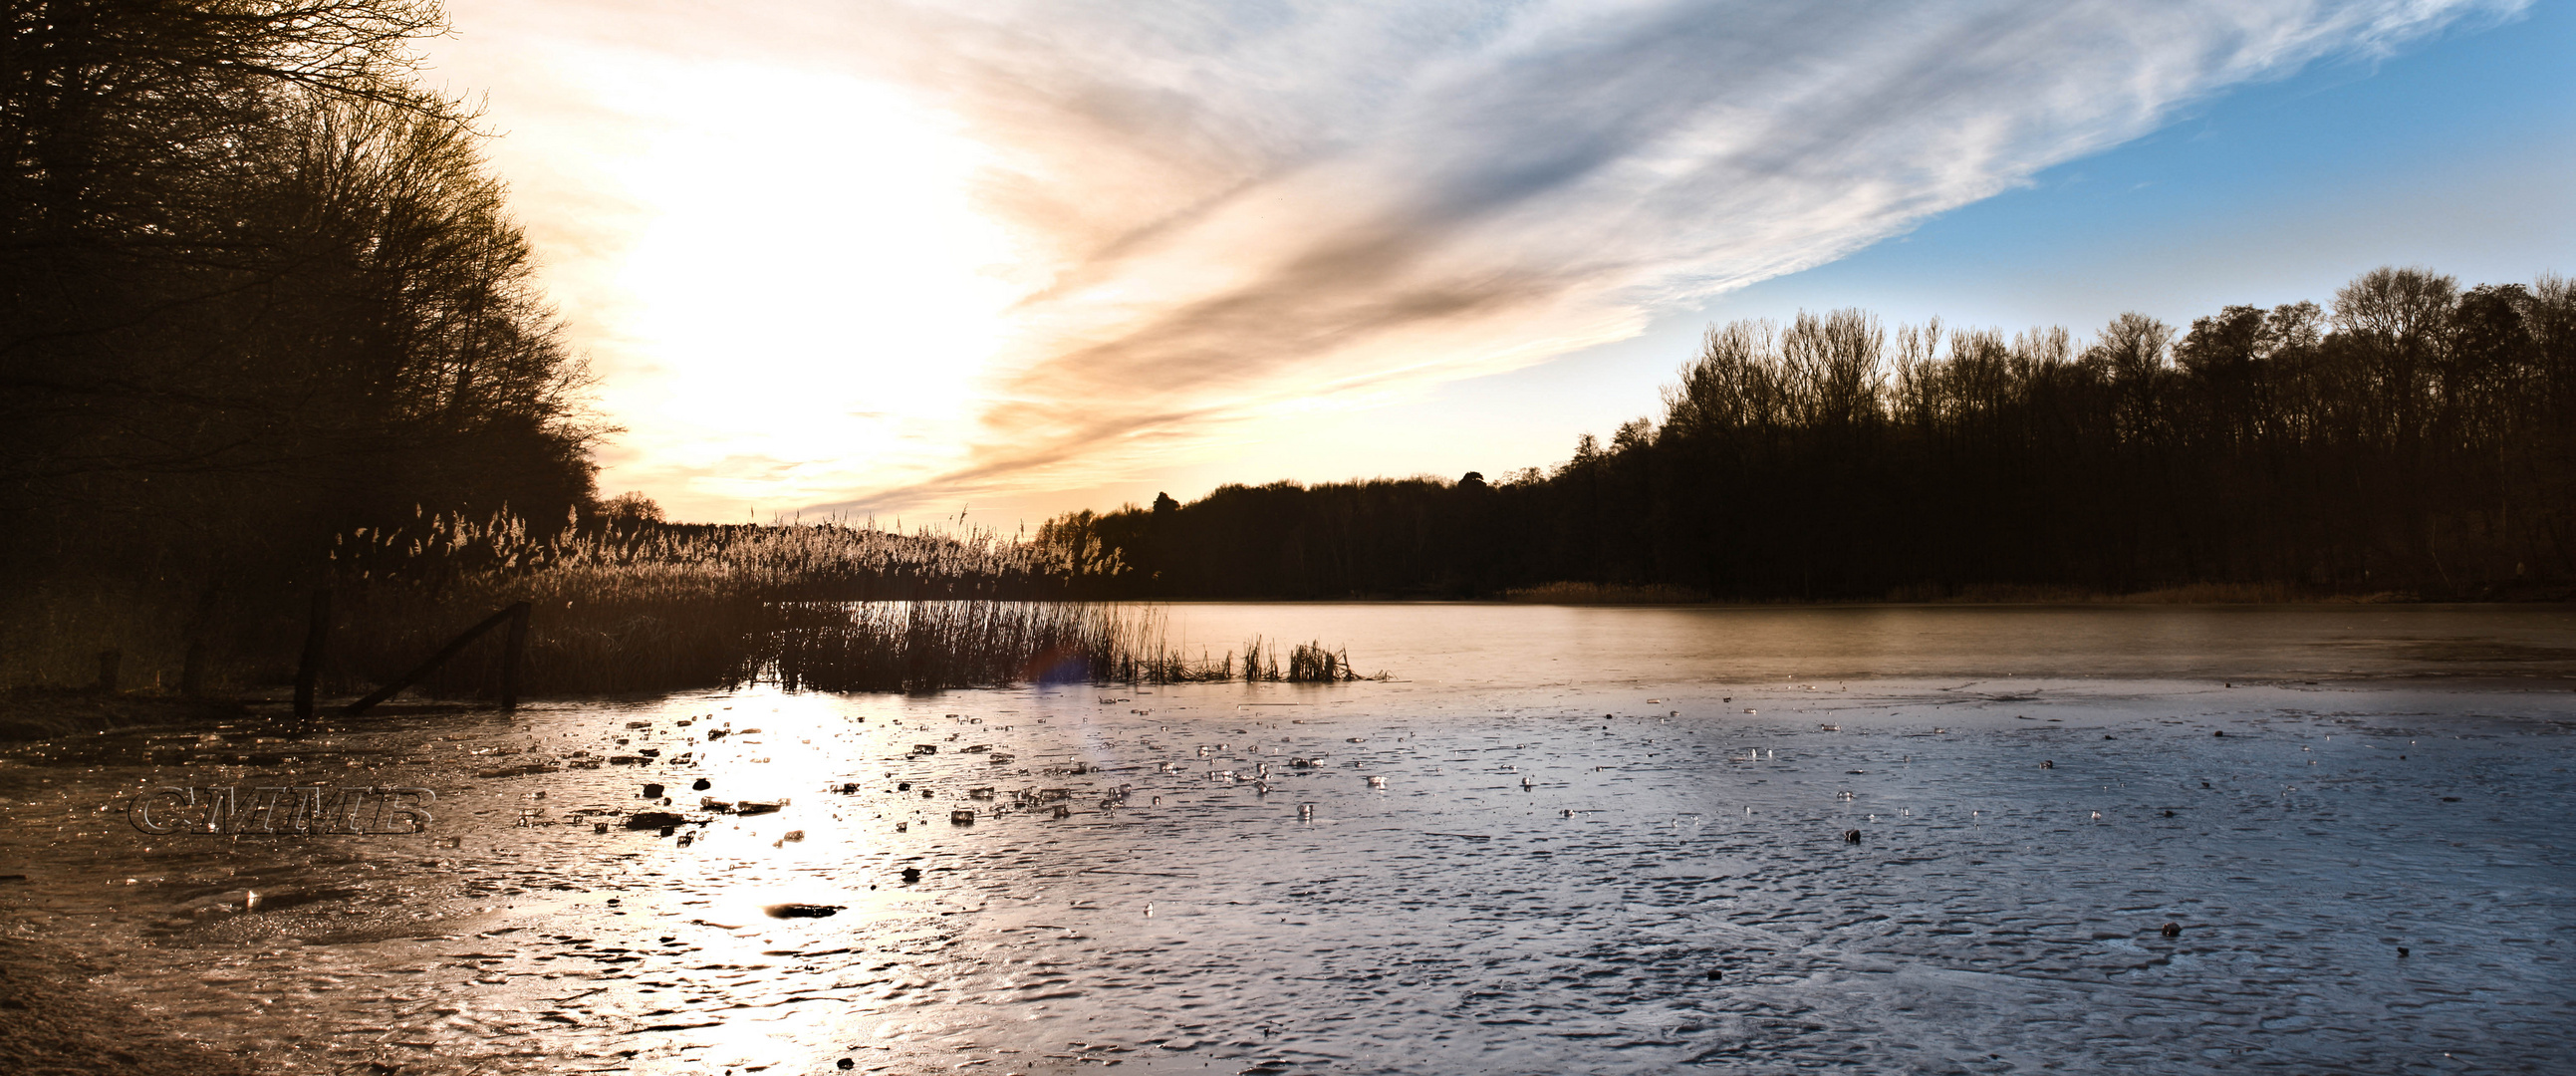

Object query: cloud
[796,0,2522,511]
[436,0,2524,517]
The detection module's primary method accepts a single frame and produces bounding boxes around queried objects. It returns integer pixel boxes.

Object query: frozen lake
[1,604,2570,1074]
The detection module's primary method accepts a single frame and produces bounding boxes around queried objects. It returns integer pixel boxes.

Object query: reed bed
[765,607,1366,692]
[773,601,1136,692]
[329,507,1073,601]
[327,572,768,697]
[309,509,1372,698]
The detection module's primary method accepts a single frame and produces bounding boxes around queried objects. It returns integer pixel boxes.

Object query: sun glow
[525,50,1025,516]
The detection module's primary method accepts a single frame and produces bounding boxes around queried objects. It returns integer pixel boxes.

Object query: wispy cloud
[438,0,2523,517]
[831,0,2523,510]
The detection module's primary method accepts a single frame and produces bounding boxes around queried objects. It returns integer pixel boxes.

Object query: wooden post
[500,601,530,711]
[96,649,120,692]
[179,640,207,697]
[293,588,330,720]
[179,583,218,698]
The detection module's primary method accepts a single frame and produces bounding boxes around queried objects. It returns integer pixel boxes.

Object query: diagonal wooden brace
[344,601,531,716]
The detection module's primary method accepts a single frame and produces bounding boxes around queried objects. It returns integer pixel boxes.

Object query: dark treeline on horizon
[2,2,599,655]
[1041,266,2576,602]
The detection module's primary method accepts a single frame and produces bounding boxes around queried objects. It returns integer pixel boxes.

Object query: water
[1,604,2570,1074]
[1149,601,2576,685]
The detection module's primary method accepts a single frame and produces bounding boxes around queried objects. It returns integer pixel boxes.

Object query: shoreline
[0,688,251,743]
[0,935,258,1076]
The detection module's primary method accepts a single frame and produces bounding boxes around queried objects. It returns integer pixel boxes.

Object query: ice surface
[0,604,2569,1074]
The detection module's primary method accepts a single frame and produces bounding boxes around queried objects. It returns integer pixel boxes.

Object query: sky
[416,0,2574,528]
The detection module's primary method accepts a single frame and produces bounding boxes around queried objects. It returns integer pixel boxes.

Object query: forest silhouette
[2,1,600,680]
[1040,268,2576,602]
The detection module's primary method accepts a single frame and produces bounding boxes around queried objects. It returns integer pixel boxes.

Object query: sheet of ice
[0,604,2568,1074]
[0,681,2565,1073]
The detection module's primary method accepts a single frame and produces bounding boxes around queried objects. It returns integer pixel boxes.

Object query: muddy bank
[0,688,268,1069]
[0,935,259,1076]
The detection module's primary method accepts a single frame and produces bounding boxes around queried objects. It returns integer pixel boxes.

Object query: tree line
[1040,266,2576,601]
[2,1,600,679]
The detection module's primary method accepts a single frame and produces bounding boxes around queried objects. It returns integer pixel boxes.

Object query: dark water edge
[0,689,252,743]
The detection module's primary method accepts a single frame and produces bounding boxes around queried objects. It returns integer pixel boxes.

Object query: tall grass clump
[1285,641,1362,681]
